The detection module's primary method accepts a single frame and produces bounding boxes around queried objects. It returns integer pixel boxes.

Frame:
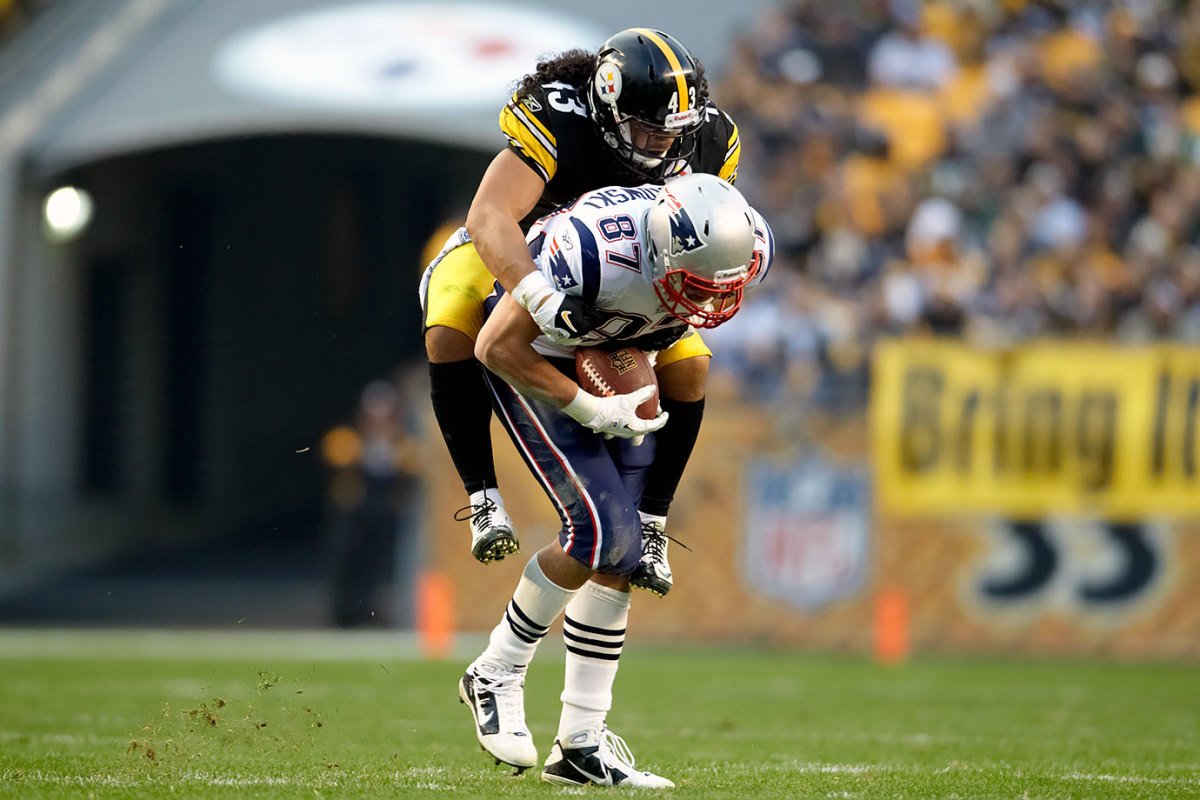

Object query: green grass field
[0,629,1196,799]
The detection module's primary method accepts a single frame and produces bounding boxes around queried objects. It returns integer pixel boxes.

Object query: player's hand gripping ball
[574,346,659,420]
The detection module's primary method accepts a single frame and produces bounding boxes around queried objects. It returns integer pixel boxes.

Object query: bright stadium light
[42,186,94,242]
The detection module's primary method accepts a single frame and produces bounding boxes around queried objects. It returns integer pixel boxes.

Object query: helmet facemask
[610,111,701,174]
[652,261,749,328]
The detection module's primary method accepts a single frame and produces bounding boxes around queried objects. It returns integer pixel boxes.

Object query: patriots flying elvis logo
[663,191,704,256]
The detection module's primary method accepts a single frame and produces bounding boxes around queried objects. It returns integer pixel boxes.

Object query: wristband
[511,270,555,312]
[562,387,600,424]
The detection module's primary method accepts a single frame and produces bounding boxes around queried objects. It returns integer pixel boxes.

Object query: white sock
[469,487,505,509]
[557,581,630,739]
[476,554,576,670]
[638,511,667,528]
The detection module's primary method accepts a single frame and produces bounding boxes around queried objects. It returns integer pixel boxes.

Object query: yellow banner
[872,339,1200,518]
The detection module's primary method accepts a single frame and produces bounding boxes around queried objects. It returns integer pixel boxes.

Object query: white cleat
[542,726,674,788]
[455,498,519,563]
[458,661,537,772]
[629,520,673,597]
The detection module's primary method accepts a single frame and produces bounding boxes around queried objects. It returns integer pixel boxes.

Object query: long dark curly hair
[514,49,595,101]
[513,49,710,108]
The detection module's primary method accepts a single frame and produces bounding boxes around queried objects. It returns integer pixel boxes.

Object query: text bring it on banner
[872,340,1200,519]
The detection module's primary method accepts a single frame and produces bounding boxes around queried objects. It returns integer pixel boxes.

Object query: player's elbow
[465,201,502,244]
[473,331,495,366]
[464,205,485,243]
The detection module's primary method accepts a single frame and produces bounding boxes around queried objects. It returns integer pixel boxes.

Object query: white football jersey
[524,183,774,359]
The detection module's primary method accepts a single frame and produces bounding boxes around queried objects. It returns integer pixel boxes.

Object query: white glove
[562,386,668,446]
[511,270,598,343]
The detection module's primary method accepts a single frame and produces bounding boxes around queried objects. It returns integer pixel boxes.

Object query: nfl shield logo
[743,456,870,610]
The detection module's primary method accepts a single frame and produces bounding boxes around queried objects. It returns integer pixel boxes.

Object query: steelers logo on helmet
[594,64,622,106]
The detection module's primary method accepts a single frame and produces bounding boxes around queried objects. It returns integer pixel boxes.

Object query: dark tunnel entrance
[3,134,490,625]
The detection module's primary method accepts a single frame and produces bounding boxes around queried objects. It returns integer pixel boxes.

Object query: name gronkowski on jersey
[524,183,774,360]
[500,81,741,230]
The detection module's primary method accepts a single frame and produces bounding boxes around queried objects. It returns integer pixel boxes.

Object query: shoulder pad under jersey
[695,104,741,184]
[499,82,591,183]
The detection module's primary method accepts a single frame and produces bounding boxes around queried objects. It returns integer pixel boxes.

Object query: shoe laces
[640,521,691,559]
[475,664,528,725]
[599,728,638,772]
[455,497,499,528]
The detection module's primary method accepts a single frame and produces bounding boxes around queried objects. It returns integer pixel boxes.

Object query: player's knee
[610,524,643,576]
[601,510,644,575]
[657,355,710,402]
[425,325,477,363]
[538,544,596,590]
[565,505,641,575]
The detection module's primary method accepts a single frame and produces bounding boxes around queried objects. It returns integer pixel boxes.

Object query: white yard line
[0,771,131,787]
[4,768,466,790]
[731,762,895,775]
[1061,771,1200,786]
[0,731,112,745]
[730,761,1200,787]
[2,769,340,788]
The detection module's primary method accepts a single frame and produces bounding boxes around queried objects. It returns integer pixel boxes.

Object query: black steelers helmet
[590,28,705,179]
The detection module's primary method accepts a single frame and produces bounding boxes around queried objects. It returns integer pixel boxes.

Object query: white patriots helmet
[643,173,758,328]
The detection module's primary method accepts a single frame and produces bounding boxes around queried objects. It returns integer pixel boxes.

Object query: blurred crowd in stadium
[706,0,1200,410]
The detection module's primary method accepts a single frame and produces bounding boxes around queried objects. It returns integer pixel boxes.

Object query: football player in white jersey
[457,173,773,787]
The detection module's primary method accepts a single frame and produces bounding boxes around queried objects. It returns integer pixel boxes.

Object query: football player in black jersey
[420,28,742,596]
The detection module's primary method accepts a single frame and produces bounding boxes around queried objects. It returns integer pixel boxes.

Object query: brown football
[574,346,659,420]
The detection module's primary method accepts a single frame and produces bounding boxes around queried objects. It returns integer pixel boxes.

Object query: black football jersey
[499,80,741,231]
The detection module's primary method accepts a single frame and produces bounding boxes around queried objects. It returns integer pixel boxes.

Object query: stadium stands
[707,0,1200,409]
